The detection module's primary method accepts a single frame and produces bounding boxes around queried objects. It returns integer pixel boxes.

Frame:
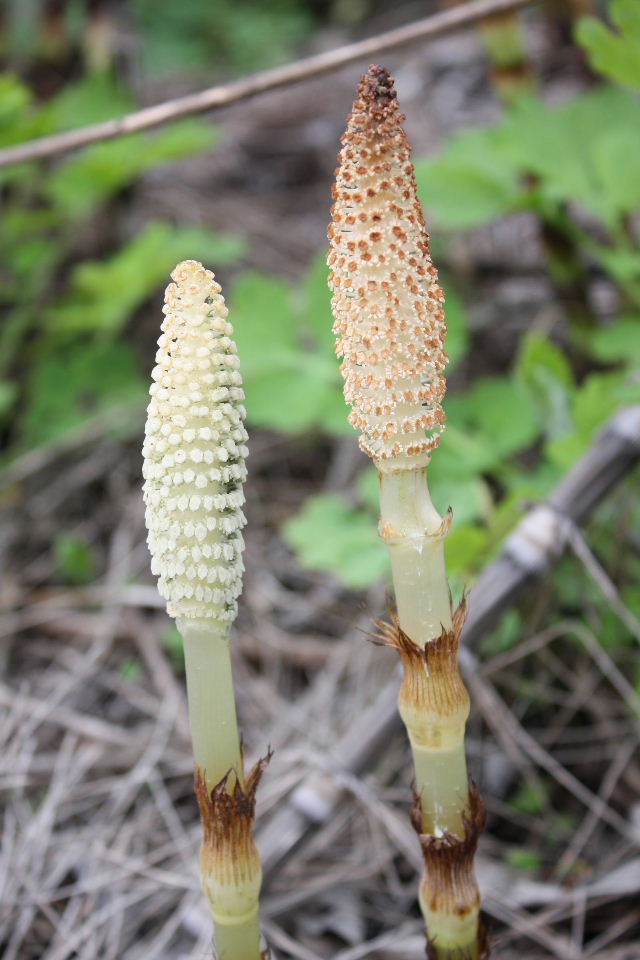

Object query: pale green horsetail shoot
[142,260,268,960]
[328,66,486,959]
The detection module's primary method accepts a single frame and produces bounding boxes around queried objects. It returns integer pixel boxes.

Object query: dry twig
[0,0,535,169]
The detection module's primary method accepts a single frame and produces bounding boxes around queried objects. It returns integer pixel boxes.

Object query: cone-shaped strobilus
[143,261,269,960]
[328,67,487,959]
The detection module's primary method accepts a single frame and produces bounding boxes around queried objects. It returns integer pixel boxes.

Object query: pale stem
[421,908,480,960]
[378,465,469,836]
[213,914,262,960]
[378,466,452,645]
[179,617,244,791]
[412,742,468,837]
[179,617,264,960]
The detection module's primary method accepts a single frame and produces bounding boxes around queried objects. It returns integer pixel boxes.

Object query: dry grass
[1,430,639,959]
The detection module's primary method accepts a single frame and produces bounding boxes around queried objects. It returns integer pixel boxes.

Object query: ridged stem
[180,618,243,792]
[213,921,262,960]
[377,465,483,957]
[378,465,469,834]
[412,740,469,837]
[179,618,263,960]
[378,466,452,645]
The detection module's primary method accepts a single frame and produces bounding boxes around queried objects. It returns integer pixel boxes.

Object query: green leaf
[356,465,380,512]
[231,268,348,435]
[120,657,143,682]
[415,128,520,229]
[298,257,360,432]
[482,491,528,550]
[0,74,33,131]
[506,848,543,872]
[415,84,639,230]
[47,222,245,337]
[8,235,59,287]
[445,525,489,575]
[42,73,133,130]
[442,282,469,370]
[496,86,639,225]
[231,273,310,431]
[300,254,335,354]
[576,0,640,90]
[595,247,640,285]
[284,493,388,589]
[46,120,219,219]
[161,625,185,672]
[498,95,595,208]
[0,74,132,171]
[453,376,540,459]
[133,0,313,77]
[498,460,562,503]
[547,812,578,842]
[591,125,640,216]
[481,17,527,70]
[242,363,345,434]
[480,609,522,656]
[511,781,547,815]
[598,597,638,650]
[517,334,574,439]
[588,316,640,362]
[0,380,17,422]
[429,474,491,527]
[431,419,503,478]
[21,341,145,448]
[232,273,297,370]
[575,371,640,435]
[546,370,640,468]
[0,73,52,154]
[54,534,96,584]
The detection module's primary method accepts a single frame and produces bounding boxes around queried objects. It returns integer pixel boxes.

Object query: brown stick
[0,0,536,169]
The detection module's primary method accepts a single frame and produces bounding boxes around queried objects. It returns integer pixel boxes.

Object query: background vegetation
[1,2,639,958]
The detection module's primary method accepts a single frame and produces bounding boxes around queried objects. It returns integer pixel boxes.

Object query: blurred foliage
[53,532,96,584]
[1,2,639,615]
[22,342,143,448]
[510,781,547,816]
[1,0,316,77]
[46,222,245,337]
[162,625,186,673]
[282,9,640,591]
[132,0,315,77]
[576,0,640,90]
[44,121,219,221]
[505,848,543,872]
[0,70,244,458]
[283,490,388,589]
[231,260,349,435]
[119,657,143,682]
[415,85,640,300]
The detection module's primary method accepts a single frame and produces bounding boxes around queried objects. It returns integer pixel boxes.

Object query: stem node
[413,784,488,960]
[375,601,471,835]
[195,753,271,960]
